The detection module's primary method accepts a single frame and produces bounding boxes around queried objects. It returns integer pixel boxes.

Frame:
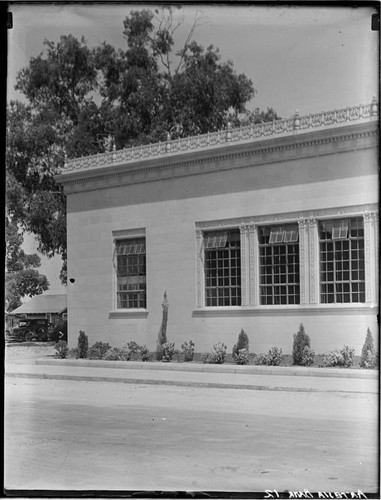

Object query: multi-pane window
[259,224,300,305]
[204,230,241,306]
[116,238,146,308]
[319,218,365,303]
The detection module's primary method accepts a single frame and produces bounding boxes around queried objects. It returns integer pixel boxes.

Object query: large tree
[5,218,50,312]
[6,7,280,284]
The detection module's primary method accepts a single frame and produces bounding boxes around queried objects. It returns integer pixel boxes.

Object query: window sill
[109,309,148,319]
[192,303,377,317]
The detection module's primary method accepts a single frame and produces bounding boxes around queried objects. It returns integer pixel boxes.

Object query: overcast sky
[7,3,379,294]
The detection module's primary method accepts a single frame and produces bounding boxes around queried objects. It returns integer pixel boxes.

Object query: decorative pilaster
[240,224,249,306]
[195,229,204,307]
[308,218,319,304]
[248,224,258,306]
[363,213,376,304]
[375,214,379,304]
[298,218,309,304]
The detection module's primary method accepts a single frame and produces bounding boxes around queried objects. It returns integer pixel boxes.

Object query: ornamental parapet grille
[61,100,378,174]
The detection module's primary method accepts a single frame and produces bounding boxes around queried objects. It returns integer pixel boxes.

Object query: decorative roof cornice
[56,102,378,194]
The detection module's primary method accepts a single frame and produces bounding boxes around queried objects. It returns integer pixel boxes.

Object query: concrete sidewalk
[5,357,379,393]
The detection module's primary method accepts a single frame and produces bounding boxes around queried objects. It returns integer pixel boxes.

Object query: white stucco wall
[65,145,378,355]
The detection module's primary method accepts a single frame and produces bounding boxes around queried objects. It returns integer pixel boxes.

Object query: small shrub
[202,342,227,364]
[55,340,68,359]
[125,341,142,361]
[254,353,268,366]
[255,347,283,366]
[67,347,79,359]
[234,348,250,365]
[104,347,126,361]
[301,346,315,367]
[123,341,151,361]
[266,346,283,366]
[88,342,111,360]
[361,328,378,369]
[181,340,195,362]
[362,350,378,369]
[140,345,151,362]
[161,342,176,362]
[77,330,89,359]
[322,345,355,368]
[232,329,249,364]
[293,324,311,366]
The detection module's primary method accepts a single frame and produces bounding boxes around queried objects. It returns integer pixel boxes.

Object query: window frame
[319,217,365,304]
[113,229,147,311]
[195,207,376,313]
[203,229,242,307]
[258,223,300,305]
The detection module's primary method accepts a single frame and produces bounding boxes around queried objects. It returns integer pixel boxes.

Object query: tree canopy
[6,7,280,284]
[5,219,50,312]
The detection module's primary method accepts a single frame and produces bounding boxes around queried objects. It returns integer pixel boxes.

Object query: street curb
[34,358,379,379]
[5,372,377,394]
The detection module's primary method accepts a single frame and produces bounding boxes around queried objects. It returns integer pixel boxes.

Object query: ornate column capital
[307,217,317,228]
[240,223,249,234]
[298,218,307,229]
[248,223,256,234]
[363,212,376,223]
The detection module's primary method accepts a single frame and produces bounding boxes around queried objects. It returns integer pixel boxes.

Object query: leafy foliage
[322,346,355,368]
[161,342,176,362]
[292,324,311,366]
[123,341,151,361]
[104,347,126,361]
[67,347,80,359]
[88,342,112,360]
[77,330,89,359]
[232,329,249,363]
[5,218,49,311]
[233,348,250,365]
[255,347,283,366]
[7,8,279,284]
[360,328,378,369]
[55,340,68,359]
[201,342,227,364]
[300,346,315,367]
[181,340,195,362]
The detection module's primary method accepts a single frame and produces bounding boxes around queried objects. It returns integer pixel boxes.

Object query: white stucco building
[57,101,379,355]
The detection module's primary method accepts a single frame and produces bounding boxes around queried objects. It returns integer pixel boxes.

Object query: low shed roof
[10,294,67,315]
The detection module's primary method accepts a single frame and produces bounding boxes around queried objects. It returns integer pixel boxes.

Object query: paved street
[5,377,378,493]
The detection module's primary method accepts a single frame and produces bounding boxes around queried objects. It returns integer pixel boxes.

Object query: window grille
[259,224,300,305]
[319,218,364,303]
[115,238,146,309]
[204,230,241,306]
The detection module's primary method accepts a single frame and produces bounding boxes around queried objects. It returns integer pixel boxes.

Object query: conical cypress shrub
[232,329,249,363]
[361,328,376,368]
[292,323,310,365]
[77,330,89,359]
